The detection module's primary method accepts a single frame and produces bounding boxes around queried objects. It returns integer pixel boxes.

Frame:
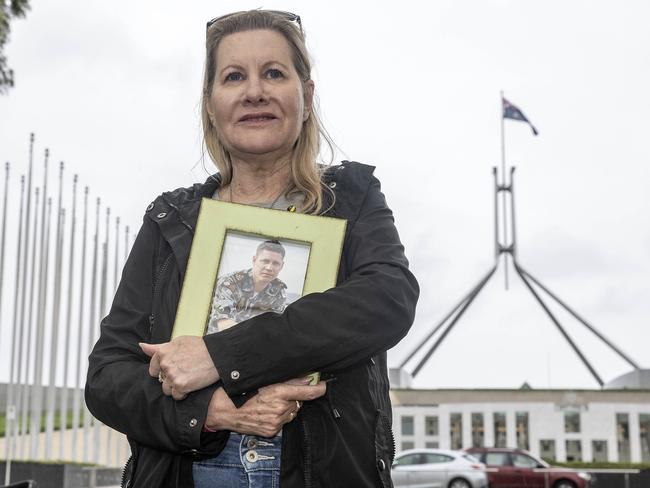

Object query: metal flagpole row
[1,134,132,477]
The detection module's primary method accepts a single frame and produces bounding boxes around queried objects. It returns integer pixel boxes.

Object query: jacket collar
[150,165,342,279]
[150,174,221,280]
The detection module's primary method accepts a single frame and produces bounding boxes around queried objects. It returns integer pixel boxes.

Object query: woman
[85,10,419,488]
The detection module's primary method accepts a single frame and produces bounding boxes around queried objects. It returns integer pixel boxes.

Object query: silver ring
[158,372,164,383]
[289,411,295,420]
[296,400,301,410]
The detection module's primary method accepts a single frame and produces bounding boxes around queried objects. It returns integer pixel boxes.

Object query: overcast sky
[0,0,648,390]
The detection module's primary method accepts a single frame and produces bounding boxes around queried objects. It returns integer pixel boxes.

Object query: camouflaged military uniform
[207,268,287,333]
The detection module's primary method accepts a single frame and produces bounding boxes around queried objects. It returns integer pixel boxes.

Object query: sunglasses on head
[206,10,302,35]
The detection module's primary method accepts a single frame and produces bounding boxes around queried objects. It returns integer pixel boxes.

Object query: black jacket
[85,161,419,488]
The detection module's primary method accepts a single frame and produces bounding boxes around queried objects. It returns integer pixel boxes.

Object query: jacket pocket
[373,409,395,488]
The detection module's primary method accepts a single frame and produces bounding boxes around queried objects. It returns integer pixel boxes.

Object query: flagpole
[15,134,35,459]
[60,174,78,459]
[30,147,50,459]
[5,174,24,486]
[72,186,89,462]
[20,185,40,458]
[94,206,110,464]
[45,161,65,459]
[0,162,10,347]
[83,196,100,462]
[500,90,509,290]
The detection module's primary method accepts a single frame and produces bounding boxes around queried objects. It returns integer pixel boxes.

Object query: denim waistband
[193,433,282,487]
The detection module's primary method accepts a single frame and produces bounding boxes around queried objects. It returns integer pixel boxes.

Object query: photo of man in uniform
[207,240,288,333]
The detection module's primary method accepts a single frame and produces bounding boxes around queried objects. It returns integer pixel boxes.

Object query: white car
[392,448,489,488]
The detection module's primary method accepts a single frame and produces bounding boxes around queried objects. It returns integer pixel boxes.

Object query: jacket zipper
[383,414,396,464]
[149,252,173,330]
[299,414,313,488]
[120,454,133,488]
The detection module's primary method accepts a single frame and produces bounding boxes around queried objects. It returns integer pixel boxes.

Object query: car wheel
[553,481,576,488]
[448,478,471,488]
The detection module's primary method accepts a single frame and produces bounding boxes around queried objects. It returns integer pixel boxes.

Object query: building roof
[390,388,650,406]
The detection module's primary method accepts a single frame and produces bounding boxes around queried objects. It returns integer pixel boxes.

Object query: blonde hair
[201,10,333,214]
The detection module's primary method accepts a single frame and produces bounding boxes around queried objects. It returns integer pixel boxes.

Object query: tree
[0,0,30,94]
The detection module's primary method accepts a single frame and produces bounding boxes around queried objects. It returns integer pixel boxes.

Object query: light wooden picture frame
[172,198,347,338]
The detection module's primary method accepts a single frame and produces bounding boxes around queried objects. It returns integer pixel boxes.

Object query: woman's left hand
[140,337,220,400]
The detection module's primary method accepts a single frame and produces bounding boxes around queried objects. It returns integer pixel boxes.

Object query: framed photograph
[171,198,347,339]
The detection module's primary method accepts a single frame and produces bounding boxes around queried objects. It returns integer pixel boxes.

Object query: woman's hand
[205,379,326,438]
[140,336,220,400]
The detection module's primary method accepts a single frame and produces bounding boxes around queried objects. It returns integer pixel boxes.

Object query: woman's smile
[237,111,279,125]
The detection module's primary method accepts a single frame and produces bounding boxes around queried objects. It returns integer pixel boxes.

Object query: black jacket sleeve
[84,216,219,453]
[204,170,419,397]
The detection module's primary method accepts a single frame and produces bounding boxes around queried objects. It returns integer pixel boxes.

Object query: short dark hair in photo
[256,239,286,258]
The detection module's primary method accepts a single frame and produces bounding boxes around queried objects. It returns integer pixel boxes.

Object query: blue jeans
[192,433,282,488]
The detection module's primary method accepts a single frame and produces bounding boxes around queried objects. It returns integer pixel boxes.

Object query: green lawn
[0,410,86,437]
[544,459,650,470]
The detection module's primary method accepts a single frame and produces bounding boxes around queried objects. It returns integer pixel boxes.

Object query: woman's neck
[226,157,292,204]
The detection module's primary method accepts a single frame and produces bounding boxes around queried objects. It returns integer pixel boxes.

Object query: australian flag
[502,97,538,136]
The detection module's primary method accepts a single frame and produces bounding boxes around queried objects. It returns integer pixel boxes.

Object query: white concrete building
[391,388,650,463]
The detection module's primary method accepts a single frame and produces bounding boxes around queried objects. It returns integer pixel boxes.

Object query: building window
[566,440,582,462]
[640,414,650,462]
[425,441,439,448]
[540,439,556,461]
[564,411,580,433]
[425,416,439,436]
[516,412,529,450]
[401,416,414,436]
[401,441,414,451]
[450,413,463,450]
[592,440,608,462]
[471,413,484,448]
[617,413,631,462]
[494,412,507,448]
